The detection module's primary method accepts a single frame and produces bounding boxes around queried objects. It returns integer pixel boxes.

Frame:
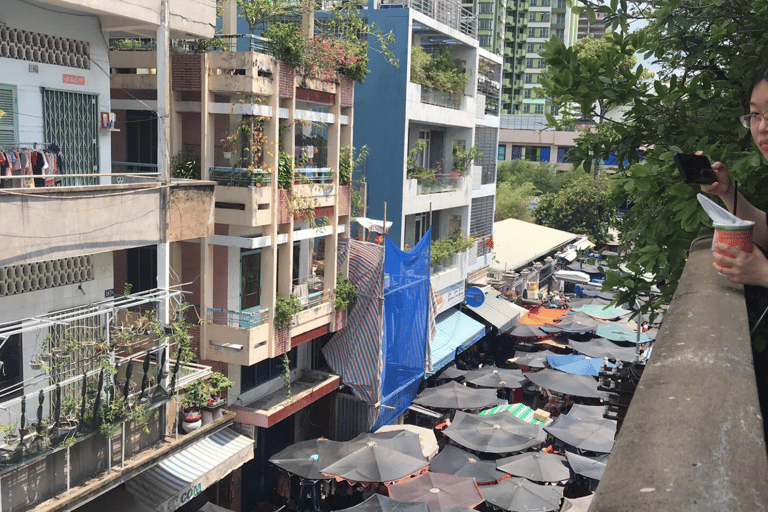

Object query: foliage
[333,273,358,311]
[207,371,235,397]
[168,302,197,364]
[406,141,439,180]
[170,148,201,180]
[237,0,298,32]
[451,145,482,173]
[539,0,768,322]
[278,152,295,189]
[431,232,474,266]
[274,295,303,330]
[59,434,77,449]
[339,144,369,186]
[495,181,537,222]
[533,174,617,248]
[263,23,305,68]
[181,380,208,410]
[282,353,292,400]
[410,45,469,96]
[497,159,570,196]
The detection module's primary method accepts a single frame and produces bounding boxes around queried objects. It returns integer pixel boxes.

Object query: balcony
[281,290,334,353]
[205,307,270,366]
[421,86,464,110]
[414,174,464,195]
[589,234,768,510]
[382,0,478,38]
[211,167,274,227]
[0,173,215,267]
[110,50,158,90]
[207,51,276,96]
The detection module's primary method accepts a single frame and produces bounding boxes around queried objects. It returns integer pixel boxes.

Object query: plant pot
[223,151,232,160]
[53,419,78,439]
[181,408,202,433]
[29,358,42,370]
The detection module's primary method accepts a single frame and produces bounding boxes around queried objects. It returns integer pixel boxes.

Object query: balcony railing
[207,307,270,329]
[210,166,271,188]
[415,173,463,195]
[421,86,463,109]
[294,167,333,184]
[589,233,768,510]
[380,0,477,38]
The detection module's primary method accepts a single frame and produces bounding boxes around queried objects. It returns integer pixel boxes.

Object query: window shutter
[0,85,18,147]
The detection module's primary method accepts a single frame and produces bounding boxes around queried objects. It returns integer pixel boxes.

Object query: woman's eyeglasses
[740,112,768,128]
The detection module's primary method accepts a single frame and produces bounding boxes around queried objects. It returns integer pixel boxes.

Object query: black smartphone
[674,153,717,185]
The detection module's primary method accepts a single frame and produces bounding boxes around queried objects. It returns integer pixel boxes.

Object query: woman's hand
[696,151,733,199]
[713,243,768,287]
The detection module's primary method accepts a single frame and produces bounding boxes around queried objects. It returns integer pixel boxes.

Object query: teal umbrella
[596,325,651,344]
[575,304,631,320]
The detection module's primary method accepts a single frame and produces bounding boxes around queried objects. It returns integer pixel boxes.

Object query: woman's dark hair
[751,61,768,95]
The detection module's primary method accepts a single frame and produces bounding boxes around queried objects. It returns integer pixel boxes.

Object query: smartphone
[674,153,717,185]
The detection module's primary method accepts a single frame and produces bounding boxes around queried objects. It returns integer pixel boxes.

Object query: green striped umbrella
[479,403,548,426]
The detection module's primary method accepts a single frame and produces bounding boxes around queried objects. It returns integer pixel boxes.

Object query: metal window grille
[471,196,494,257]
[0,84,18,147]
[474,126,497,185]
[43,89,99,186]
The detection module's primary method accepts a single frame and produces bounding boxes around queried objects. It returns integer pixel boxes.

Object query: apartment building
[0,1,261,512]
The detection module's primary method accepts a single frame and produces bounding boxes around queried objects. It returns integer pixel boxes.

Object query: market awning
[464,289,527,333]
[430,308,485,373]
[126,428,254,512]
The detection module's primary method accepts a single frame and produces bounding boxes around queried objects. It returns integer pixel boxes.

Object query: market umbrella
[526,369,606,399]
[437,364,468,380]
[376,424,439,460]
[269,438,357,479]
[479,403,548,426]
[518,309,569,325]
[559,495,594,512]
[509,324,549,338]
[513,350,560,368]
[320,434,429,484]
[567,337,638,362]
[565,452,608,481]
[464,367,527,389]
[480,477,563,512]
[388,472,484,512]
[574,305,631,320]
[595,324,651,344]
[546,354,606,377]
[333,494,430,512]
[544,415,616,453]
[539,317,600,334]
[412,381,499,410]
[564,404,605,421]
[429,444,508,484]
[496,452,570,483]
[568,297,611,308]
[443,410,544,454]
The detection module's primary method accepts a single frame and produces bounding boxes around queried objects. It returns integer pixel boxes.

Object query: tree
[497,159,569,196]
[237,0,299,32]
[538,0,768,323]
[495,181,536,222]
[533,175,617,247]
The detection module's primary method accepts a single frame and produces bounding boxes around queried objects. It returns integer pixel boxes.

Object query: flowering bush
[301,36,367,84]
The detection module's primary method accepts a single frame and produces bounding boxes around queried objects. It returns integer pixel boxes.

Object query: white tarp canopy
[554,270,591,284]
[356,217,393,234]
[492,219,583,271]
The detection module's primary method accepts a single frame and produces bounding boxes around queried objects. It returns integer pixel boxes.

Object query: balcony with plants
[0,292,219,510]
[405,142,481,199]
[409,45,471,112]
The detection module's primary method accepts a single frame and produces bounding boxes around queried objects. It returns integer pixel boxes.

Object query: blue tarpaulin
[431,309,486,373]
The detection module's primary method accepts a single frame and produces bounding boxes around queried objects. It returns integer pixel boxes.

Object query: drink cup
[713,221,754,268]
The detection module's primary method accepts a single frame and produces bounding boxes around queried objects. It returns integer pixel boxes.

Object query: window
[555,29,564,39]
[497,145,507,160]
[542,0,550,5]
[557,0,566,7]
[416,130,430,169]
[528,27,536,37]
[555,13,565,24]
[540,27,549,38]
[526,58,533,68]
[524,88,532,98]
[550,104,559,115]
[534,104,544,114]
[527,42,535,52]
[479,35,492,47]
[528,12,536,21]
[525,73,532,83]
[479,2,493,13]
[0,84,18,147]
[523,104,531,113]
[541,12,550,22]
[241,347,298,392]
[479,19,492,30]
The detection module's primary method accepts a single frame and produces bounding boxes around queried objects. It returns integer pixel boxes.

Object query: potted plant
[180,380,207,433]
[274,295,302,355]
[332,273,358,331]
[202,372,234,424]
[451,145,482,176]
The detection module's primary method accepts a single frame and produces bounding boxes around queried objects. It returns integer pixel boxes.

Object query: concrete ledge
[590,234,768,511]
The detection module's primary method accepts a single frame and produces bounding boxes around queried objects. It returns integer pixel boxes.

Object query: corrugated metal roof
[465,289,527,333]
[126,428,254,512]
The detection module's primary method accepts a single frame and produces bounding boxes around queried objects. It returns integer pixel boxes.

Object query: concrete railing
[590,233,768,511]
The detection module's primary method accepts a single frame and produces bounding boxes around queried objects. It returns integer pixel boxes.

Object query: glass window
[555,29,564,39]
[525,73,532,83]
[479,19,492,30]
[527,42,535,52]
[479,35,492,47]
[524,88,532,98]
[526,58,533,68]
[241,347,298,392]
[479,2,493,13]
[0,84,18,147]
[528,12,536,21]
[534,104,544,114]
[523,104,531,113]
[540,27,549,38]
[497,145,507,161]
[528,27,536,37]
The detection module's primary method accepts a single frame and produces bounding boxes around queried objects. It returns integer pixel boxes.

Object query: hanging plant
[333,274,358,312]
[431,232,475,265]
[282,353,292,400]
[278,152,295,189]
[274,295,303,330]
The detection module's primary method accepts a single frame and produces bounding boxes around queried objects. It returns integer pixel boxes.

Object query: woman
[702,64,768,284]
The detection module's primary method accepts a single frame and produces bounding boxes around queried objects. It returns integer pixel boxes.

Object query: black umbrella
[509,324,548,338]
[388,472,484,512]
[525,369,606,399]
[568,297,612,308]
[480,477,563,512]
[565,452,608,481]
[437,364,468,380]
[513,350,560,368]
[269,438,358,479]
[567,337,638,362]
[412,381,499,410]
[564,404,605,421]
[464,367,527,389]
[496,452,570,483]
[320,435,429,484]
[539,317,600,334]
[333,494,430,512]
[429,444,508,484]
[350,431,426,459]
[443,410,544,454]
[544,415,616,453]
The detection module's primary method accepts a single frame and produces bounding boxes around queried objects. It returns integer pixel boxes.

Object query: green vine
[274,295,303,330]
[282,353,292,401]
[339,144,369,186]
[333,273,358,312]
[278,152,295,189]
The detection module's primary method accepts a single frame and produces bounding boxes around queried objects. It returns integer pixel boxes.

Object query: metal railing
[111,161,160,184]
[414,173,463,194]
[207,307,270,329]
[381,0,477,37]
[209,166,272,187]
[420,86,463,109]
[294,167,333,184]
